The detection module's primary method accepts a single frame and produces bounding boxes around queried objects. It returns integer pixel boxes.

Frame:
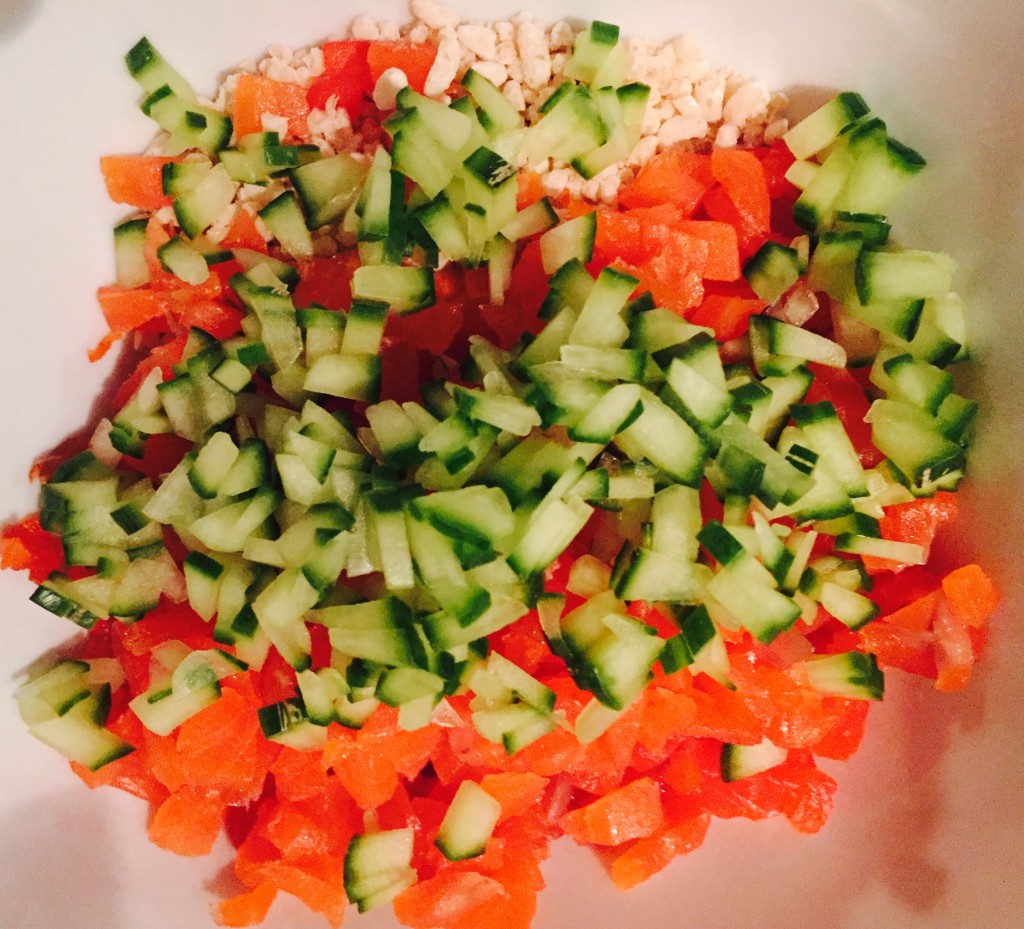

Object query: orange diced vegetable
[559,777,664,847]
[100,155,180,210]
[233,73,311,140]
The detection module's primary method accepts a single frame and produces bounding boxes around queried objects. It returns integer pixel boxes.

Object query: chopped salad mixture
[1,4,1000,929]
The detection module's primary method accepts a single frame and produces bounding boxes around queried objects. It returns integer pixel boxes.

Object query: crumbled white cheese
[307,98,356,155]
[658,114,707,147]
[457,23,499,60]
[257,44,324,85]
[493,21,515,44]
[626,135,659,168]
[495,38,518,67]
[411,0,461,30]
[423,27,462,96]
[472,59,508,87]
[693,72,727,123]
[548,20,575,51]
[260,112,291,138]
[515,20,552,90]
[713,123,740,149]
[542,166,584,200]
[349,14,381,40]
[501,79,526,113]
[154,205,177,226]
[237,181,286,214]
[405,22,431,44]
[373,67,410,111]
[205,204,238,244]
[723,81,772,127]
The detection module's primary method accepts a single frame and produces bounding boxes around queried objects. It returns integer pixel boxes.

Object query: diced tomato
[619,150,715,215]
[385,297,465,355]
[862,492,958,573]
[689,288,765,341]
[559,777,664,847]
[124,432,194,479]
[111,332,188,409]
[516,169,547,209]
[883,589,941,631]
[754,139,798,200]
[675,220,742,281]
[256,647,299,705]
[91,287,164,360]
[393,870,509,929]
[0,514,65,583]
[170,299,245,341]
[932,594,975,692]
[118,600,214,656]
[594,208,648,266]
[608,796,710,890]
[710,149,771,237]
[688,676,764,743]
[367,41,439,95]
[100,155,180,211]
[214,882,278,928]
[148,784,226,856]
[293,252,361,311]
[594,204,681,266]
[151,685,278,804]
[220,207,267,252]
[811,699,870,760]
[306,40,372,115]
[858,621,937,678]
[627,233,707,315]
[233,73,311,141]
[938,563,997,633]
[802,362,883,467]
[479,772,549,821]
[635,687,699,756]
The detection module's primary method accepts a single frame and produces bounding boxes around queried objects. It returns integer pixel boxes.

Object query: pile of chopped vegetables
[0,11,1000,929]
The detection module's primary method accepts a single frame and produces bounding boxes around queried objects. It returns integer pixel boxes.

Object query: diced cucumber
[743,241,802,304]
[540,212,597,275]
[258,191,314,259]
[28,689,134,772]
[173,163,237,237]
[290,152,367,229]
[352,265,435,314]
[793,651,884,700]
[344,830,416,914]
[721,737,788,782]
[783,92,869,160]
[434,780,502,861]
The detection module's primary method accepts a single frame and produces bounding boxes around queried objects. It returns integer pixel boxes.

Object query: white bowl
[1,2,1021,928]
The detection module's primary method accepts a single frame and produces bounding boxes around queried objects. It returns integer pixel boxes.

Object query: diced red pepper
[306,40,373,115]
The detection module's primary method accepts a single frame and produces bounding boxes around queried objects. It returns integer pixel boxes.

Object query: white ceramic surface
[1,2,1021,928]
